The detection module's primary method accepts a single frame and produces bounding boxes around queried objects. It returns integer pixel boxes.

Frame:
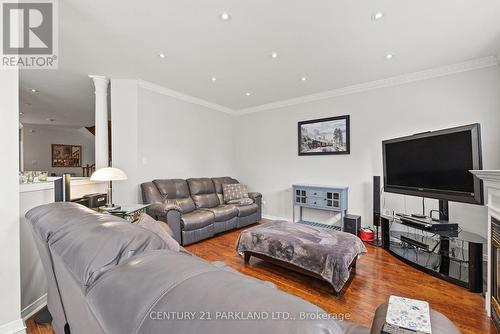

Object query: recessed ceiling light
[19,112,23,115]
[372,12,384,20]
[271,52,278,59]
[220,12,231,21]
[301,76,307,81]
[245,92,252,96]
[30,88,38,93]
[159,53,166,59]
[211,77,217,82]
[386,54,394,59]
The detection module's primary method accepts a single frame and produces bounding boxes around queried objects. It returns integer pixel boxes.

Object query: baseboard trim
[263,214,291,222]
[0,319,26,334]
[21,294,47,321]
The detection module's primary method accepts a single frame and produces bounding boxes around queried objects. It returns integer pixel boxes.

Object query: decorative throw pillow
[135,213,180,252]
[227,198,254,206]
[222,183,249,203]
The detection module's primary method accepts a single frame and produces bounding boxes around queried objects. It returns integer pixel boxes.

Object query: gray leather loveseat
[26,203,371,334]
[141,177,262,245]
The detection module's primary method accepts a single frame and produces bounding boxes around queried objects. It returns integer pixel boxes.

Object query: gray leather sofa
[141,177,262,245]
[26,203,371,334]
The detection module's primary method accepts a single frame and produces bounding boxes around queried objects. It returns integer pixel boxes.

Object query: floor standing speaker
[372,176,382,246]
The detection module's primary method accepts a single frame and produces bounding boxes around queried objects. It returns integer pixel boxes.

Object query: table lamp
[90,167,127,210]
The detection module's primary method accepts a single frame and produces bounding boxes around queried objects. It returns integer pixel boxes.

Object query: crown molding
[138,80,236,115]
[237,56,500,115]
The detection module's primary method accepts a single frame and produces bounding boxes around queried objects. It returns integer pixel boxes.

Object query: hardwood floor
[26,220,497,334]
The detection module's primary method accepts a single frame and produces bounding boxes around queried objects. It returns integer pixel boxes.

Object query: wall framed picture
[52,144,82,167]
[298,115,350,155]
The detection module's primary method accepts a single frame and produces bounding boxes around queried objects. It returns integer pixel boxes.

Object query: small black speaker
[343,214,361,236]
[373,176,381,226]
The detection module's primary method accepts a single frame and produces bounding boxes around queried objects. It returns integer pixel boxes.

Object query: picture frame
[51,144,82,167]
[298,115,350,155]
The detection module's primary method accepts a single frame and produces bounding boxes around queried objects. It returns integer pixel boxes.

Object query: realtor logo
[1,0,58,69]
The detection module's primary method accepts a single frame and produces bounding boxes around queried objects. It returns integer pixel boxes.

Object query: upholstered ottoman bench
[236,221,367,294]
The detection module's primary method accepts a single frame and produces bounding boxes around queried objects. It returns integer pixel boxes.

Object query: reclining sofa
[26,203,371,334]
[141,177,262,245]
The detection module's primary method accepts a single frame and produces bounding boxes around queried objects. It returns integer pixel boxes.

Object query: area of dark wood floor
[27,220,497,334]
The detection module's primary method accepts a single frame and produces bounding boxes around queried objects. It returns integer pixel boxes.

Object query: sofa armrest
[248,192,262,201]
[248,192,262,221]
[147,202,181,219]
[147,203,183,244]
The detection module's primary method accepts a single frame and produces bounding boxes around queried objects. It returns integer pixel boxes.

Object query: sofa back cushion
[26,202,167,291]
[141,182,164,204]
[212,177,239,204]
[153,179,195,213]
[187,178,220,208]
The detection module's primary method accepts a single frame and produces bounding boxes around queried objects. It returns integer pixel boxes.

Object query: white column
[89,75,110,169]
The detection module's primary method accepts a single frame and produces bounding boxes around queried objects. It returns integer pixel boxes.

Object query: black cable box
[397,214,458,232]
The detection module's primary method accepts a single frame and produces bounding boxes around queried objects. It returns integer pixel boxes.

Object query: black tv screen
[383,124,483,204]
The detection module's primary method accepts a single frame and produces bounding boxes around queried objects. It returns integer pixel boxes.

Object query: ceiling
[20,0,500,127]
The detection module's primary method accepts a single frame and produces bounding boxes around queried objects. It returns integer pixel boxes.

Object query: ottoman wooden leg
[244,253,251,263]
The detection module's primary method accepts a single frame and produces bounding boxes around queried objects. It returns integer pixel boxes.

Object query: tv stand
[381,214,485,292]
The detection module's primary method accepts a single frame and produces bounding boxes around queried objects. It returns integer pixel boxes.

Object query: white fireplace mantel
[471,170,500,316]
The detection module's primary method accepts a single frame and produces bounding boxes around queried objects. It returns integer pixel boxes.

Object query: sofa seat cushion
[87,251,347,334]
[181,210,215,231]
[236,203,258,217]
[201,205,238,222]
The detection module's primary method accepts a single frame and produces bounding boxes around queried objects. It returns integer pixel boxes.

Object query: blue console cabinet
[292,184,348,230]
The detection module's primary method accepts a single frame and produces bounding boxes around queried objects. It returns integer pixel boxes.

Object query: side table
[371,302,460,334]
[99,204,150,222]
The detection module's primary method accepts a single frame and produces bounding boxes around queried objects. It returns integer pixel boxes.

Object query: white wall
[234,66,500,238]
[22,124,95,176]
[111,80,237,204]
[110,67,500,238]
[0,69,25,333]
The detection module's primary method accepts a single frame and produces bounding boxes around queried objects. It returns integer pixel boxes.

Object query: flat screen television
[382,124,483,205]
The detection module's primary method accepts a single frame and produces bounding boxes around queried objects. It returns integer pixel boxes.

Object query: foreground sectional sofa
[26,202,371,334]
[141,177,262,245]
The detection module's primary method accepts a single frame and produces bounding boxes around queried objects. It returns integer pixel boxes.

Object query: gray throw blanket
[237,221,367,293]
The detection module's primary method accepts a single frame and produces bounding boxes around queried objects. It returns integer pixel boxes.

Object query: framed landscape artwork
[52,144,82,167]
[298,115,350,155]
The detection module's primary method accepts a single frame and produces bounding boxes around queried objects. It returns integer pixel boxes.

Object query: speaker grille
[373,176,381,226]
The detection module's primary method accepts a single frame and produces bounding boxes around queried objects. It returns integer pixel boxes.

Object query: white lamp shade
[90,167,128,182]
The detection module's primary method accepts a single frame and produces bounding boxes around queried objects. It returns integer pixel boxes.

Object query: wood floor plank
[26,219,497,334]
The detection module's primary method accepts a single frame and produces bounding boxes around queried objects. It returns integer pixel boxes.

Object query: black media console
[381,214,486,292]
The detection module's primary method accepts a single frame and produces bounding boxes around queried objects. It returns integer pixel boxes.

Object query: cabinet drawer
[307,196,325,207]
[307,189,325,198]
